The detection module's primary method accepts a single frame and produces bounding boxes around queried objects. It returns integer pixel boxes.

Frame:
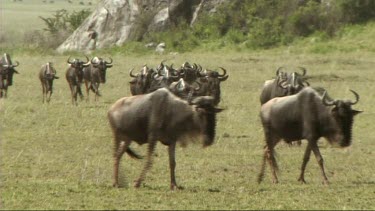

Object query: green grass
[0,49,374,210]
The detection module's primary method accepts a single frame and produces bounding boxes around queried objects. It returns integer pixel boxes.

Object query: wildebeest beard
[338,115,354,147]
[203,109,218,147]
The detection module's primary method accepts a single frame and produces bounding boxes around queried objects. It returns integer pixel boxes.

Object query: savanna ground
[1,1,375,210]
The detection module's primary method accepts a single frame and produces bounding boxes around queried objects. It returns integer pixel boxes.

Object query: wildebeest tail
[126,147,143,159]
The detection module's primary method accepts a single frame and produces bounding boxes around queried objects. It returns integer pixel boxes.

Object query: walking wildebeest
[258,87,362,184]
[108,88,223,190]
[39,62,59,103]
[83,57,113,101]
[0,53,20,98]
[65,56,89,105]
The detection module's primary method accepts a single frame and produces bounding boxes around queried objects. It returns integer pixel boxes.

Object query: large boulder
[56,0,227,53]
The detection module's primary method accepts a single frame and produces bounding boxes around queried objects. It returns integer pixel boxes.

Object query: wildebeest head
[129,65,155,95]
[1,53,20,86]
[322,90,362,147]
[169,78,200,101]
[191,95,224,146]
[149,63,179,92]
[179,62,204,83]
[198,67,229,105]
[67,56,90,70]
[278,67,309,95]
[90,57,113,83]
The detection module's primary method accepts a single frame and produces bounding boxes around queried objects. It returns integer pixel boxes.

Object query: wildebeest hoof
[170,184,184,191]
[134,180,142,188]
[112,183,119,188]
[298,178,307,184]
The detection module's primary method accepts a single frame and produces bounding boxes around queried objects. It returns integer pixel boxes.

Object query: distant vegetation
[143,0,375,52]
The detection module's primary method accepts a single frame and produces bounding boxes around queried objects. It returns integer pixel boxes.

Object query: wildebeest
[108,88,223,189]
[260,67,309,105]
[39,62,59,103]
[0,53,20,98]
[197,67,229,106]
[258,87,362,184]
[83,56,113,101]
[65,56,90,105]
[129,65,155,95]
[169,78,201,101]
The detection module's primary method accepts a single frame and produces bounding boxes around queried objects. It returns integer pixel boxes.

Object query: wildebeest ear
[214,108,224,113]
[352,109,363,115]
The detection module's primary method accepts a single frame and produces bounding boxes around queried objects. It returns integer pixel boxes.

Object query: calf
[108,88,223,190]
[258,87,362,184]
[39,62,59,103]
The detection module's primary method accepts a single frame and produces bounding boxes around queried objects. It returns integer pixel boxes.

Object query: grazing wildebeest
[83,57,113,101]
[197,67,229,106]
[65,56,89,105]
[260,67,309,105]
[39,62,59,103]
[258,87,362,184]
[108,88,223,190]
[0,53,20,98]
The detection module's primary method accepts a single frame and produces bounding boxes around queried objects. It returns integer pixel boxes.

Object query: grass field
[0,48,374,209]
[1,1,375,210]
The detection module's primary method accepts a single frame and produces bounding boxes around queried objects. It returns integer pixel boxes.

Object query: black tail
[126,147,143,159]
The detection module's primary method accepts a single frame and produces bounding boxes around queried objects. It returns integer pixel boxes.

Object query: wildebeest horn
[84,55,90,63]
[11,61,20,67]
[91,57,99,65]
[129,68,136,77]
[278,78,289,89]
[193,63,198,70]
[322,91,336,106]
[198,64,203,72]
[349,89,359,105]
[67,56,74,64]
[303,80,310,86]
[218,67,227,77]
[106,57,113,64]
[193,81,201,91]
[276,67,284,76]
[298,66,307,76]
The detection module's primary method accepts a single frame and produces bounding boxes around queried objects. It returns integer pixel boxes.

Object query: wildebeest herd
[0,52,362,190]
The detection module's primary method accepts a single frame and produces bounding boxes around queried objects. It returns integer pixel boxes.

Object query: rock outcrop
[56,0,227,53]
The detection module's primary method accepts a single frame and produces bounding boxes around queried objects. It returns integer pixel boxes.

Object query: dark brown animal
[83,57,113,101]
[65,56,89,105]
[39,62,59,103]
[258,87,362,184]
[260,67,309,105]
[129,65,156,95]
[0,53,20,98]
[108,88,223,190]
[197,67,229,105]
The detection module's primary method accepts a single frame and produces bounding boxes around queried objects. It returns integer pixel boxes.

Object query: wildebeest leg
[113,135,131,188]
[311,142,329,185]
[168,142,180,190]
[84,81,90,102]
[298,143,312,183]
[134,140,157,188]
[267,145,279,184]
[77,84,84,100]
[257,145,268,184]
[41,82,46,103]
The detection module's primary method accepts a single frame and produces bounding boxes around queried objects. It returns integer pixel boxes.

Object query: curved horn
[67,56,73,64]
[106,57,113,64]
[84,55,90,63]
[303,80,310,86]
[218,67,227,77]
[322,91,336,106]
[11,61,20,67]
[91,57,99,65]
[193,63,198,70]
[193,81,201,91]
[349,89,359,105]
[298,66,307,76]
[129,68,136,78]
[278,78,289,89]
[276,66,284,76]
